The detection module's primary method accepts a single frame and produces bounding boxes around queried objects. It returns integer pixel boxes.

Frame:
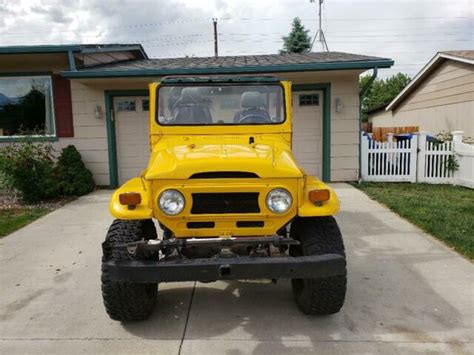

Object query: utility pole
[310,0,329,52]
[212,18,218,57]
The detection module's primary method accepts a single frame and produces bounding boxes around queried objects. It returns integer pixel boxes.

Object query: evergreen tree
[281,17,312,54]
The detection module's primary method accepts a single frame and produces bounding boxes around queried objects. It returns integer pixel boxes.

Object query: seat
[233,91,270,123]
[173,88,212,124]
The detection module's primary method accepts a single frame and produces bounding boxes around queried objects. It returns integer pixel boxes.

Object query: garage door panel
[114,96,150,184]
[292,91,323,178]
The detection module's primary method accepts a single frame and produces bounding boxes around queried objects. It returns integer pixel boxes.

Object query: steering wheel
[238,113,271,124]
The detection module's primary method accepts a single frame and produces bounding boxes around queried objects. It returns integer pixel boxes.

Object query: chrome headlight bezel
[266,188,292,214]
[158,189,185,216]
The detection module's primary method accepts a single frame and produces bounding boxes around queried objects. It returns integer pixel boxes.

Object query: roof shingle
[79,51,390,72]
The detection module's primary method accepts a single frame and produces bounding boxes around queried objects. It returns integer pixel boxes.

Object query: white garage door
[292,91,323,178]
[114,96,150,184]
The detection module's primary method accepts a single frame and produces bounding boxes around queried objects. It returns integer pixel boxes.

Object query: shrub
[0,139,59,203]
[56,145,95,196]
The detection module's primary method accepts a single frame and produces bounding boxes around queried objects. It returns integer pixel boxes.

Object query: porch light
[94,105,103,119]
[335,98,343,113]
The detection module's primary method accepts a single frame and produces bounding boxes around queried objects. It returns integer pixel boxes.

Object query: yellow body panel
[110,79,340,238]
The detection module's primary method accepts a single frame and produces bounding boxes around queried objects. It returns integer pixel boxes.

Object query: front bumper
[103,253,346,283]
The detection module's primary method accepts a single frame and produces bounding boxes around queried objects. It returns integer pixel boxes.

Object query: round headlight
[266,188,292,214]
[159,189,185,216]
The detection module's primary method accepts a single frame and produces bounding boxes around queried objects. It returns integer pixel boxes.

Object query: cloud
[31,5,72,23]
[0,0,472,77]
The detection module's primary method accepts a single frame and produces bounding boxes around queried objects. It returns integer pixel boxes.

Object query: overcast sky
[1,0,473,77]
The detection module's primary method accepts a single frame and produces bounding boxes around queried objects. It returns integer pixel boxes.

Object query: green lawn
[353,183,474,259]
[0,208,49,237]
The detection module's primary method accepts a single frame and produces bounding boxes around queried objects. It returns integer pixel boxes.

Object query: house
[0,44,393,187]
[369,50,474,137]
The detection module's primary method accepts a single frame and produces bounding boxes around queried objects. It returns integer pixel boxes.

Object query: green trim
[0,136,58,143]
[0,44,148,59]
[293,83,331,182]
[61,59,394,79]
[0,45,82,54]
[0,71,52,77]
[67,50,77,71]
[104,90,149,188]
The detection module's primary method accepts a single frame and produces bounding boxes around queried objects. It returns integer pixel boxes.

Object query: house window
[142,99,149,111]
[116,100,136,112]
[0,76,55,137]
[299,94,319,107]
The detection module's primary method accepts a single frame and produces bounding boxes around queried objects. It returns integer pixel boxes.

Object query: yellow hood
[144,135,303,180]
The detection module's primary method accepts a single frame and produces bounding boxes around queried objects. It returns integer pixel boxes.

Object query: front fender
[298,176,340,217]
[109,177,153,220]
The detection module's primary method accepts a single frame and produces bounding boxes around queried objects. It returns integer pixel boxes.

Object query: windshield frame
[155,82,287,127]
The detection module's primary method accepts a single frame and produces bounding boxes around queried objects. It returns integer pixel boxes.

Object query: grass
[0,208,50,237]
[353,183,474,259]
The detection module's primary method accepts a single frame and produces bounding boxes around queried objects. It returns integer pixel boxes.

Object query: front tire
[290,216,347,315]
[101,219,158,321]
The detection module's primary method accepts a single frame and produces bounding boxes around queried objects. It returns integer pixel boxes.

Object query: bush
[56,145,95,196]
[0,140,59,203]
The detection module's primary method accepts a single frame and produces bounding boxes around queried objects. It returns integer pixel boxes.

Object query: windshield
[156,84,285,125]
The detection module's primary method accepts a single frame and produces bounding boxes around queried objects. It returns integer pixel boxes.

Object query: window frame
[299,93,320,107]
[155,82,287,127]
[0,72,56,141]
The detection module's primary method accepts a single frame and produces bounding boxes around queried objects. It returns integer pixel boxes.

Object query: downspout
[358,67,378,182]
[67,50,77,71]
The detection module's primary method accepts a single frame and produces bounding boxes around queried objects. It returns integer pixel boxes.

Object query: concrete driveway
[0,184,473,354]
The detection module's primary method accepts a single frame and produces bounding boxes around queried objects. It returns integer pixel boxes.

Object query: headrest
[241,91,265,108]
[180,88,203,105]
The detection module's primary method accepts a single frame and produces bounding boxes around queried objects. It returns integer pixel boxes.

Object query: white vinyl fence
[361,131,474,188]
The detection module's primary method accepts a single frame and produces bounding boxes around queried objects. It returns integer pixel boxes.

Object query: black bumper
[103,254,346,283]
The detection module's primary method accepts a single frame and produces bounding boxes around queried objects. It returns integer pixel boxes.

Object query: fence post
[451,131,464,185]
[361,132,368,180]
[417,131,428,182]
[451,131,464,149]
[387,133,394,143]
[409,134,418,182]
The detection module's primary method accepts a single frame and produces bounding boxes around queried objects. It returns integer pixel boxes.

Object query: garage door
[291,91,323,178]
[114,96,150,184]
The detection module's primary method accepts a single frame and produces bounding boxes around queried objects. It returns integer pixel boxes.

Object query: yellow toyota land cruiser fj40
[101,76,346,321]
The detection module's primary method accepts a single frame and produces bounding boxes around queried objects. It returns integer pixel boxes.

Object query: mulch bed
[0,189,74,211]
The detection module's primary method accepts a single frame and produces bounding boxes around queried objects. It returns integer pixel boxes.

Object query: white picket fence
[361,131,474,188]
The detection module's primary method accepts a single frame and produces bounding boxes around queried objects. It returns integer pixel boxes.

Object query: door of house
[114,96,150,184]
[291,90,323,178]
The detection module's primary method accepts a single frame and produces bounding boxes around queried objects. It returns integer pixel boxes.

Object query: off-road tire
[101,219,158,321]
[290,216,347,315]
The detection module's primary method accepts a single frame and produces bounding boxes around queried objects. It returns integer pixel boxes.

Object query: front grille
[191,193,260,214]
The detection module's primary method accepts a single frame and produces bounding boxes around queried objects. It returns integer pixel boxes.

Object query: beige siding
[368,110,394,126]
[281,71,361,181]
[371,60,474,137]
[56,81,110,185]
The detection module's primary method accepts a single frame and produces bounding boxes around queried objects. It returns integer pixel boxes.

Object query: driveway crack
[178,281,196,355]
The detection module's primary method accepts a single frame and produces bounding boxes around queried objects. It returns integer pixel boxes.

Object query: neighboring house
[369,50,474,136]
[0,44,393,186]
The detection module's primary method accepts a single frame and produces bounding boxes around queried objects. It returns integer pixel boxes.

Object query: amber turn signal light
[308,189,330,203]
[119,192,141,206]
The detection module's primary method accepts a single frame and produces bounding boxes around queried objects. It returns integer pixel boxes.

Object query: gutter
[358,67,378,181]
[60,59,394,78]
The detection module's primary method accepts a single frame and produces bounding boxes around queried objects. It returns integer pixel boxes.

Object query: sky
[1,0,473,78]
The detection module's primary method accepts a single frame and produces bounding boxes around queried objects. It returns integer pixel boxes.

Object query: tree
[281,17,312,54]
[360,72,411,121]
